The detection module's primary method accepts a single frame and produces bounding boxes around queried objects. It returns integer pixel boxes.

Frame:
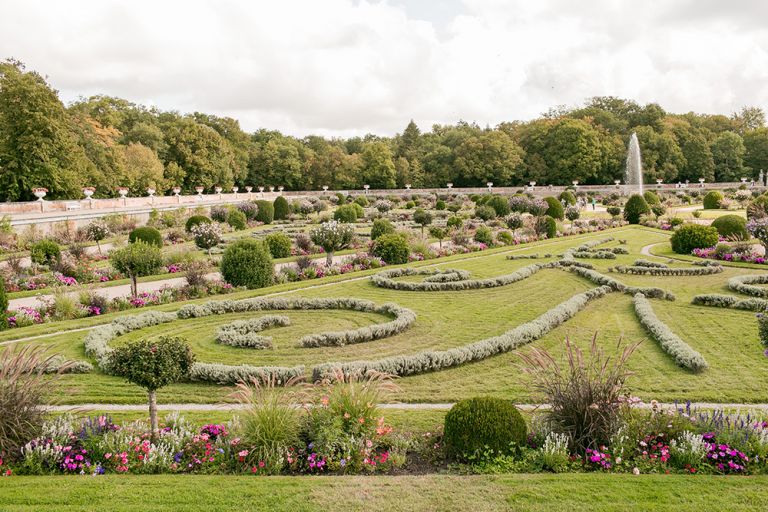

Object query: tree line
[1,59,767,201]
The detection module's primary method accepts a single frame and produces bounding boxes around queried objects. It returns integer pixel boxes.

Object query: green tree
[310,220,355,265]
[360,141,396,189]
[412,208,432,236]
[454,131,523,186]
[162,117,234,191]
[744,128,768,178]
[711,132,747,182]
[109,241,163,296]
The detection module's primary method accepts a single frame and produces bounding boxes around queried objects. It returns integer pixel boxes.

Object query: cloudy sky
[1,0,767,137]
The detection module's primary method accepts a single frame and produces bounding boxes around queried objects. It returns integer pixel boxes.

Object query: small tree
[110,337,195,438]
[623,194,650,224]
[429,226,447,248]
[310,220,355,265]
[748,218,768,250]
[413,208,432,237]
[191,222,223,256]
[109,240,163,296]
[220,239,274,289]
[85,220,110,254]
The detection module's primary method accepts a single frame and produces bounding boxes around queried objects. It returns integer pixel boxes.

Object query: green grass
[3,474,768,511]
[7,225,768,404]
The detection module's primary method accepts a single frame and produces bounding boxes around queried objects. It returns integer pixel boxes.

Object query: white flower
[632,467,640,475]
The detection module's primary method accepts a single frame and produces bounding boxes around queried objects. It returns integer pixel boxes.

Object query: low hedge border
[633,259,669,268]
[371,264,547,291]
[728,274,768,298]
[633,293,708,372]
[567,266,676,301]
[572,250,617,259]
[610,265,723,276]
[215,315,291,349]
[691,294,768,311]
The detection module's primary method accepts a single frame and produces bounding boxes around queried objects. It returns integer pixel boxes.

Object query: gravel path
[640,242,665,257]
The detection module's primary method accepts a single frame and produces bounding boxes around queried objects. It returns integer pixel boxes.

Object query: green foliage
[404,201,415,209]
[109,240,163,295]
[623,194,650,224]
[226,208,247,230]
[255,200,274,224]
[0,277,7,330]
[443,397,527,461]
[711,214,748,240]
[544,196,564,220]
[220,239,273,289]
[110,336,195,392]
[435,200,446,210]
[372,233,410,264]
[191,222,222,253]
[536,215,557,239]
[703,190,724,210]
[475,205,496,221]
[352,202,365,218]
[651,204,666,217]
[128,226,163,247]
[264,232,292,258]
[273,196,291,220]
[370,218,395,240]
[412,208,432,232]
[353,196,368,207]
[185,215,211,232]
[334,204,359,223]
[496,230,513,245]
[670,224,720,254]
[29,239,60,266]
[486,195,510,217]
[747,195,768,219]
[310,221,355,259]
[643,190,660,205]
[447,216,463,230]
[559,190,576,205]
[474,225,494,245]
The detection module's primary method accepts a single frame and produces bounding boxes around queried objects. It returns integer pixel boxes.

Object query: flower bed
[692,246,766,265]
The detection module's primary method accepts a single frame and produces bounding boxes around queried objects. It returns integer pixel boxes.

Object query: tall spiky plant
[519,334,639,454]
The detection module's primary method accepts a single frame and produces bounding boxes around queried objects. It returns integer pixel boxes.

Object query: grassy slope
[7,225,768,404]
[3,474,768,512]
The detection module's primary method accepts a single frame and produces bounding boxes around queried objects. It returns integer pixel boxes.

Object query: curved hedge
[567,266,676,301]
[691,294,768,311]
[215,315,291,349]
[728,274,768,297]
[633,293,708,372]
[611,265,722,276]
[633,259,668,268]
[371,263,546,292]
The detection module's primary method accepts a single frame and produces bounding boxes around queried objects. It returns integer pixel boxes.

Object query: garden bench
[65,202,82,211]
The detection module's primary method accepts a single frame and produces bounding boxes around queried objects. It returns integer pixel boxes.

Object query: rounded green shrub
[623,194,650,224]
[670,224,719,254]
[334,204,359,223]
[444,397,527,461]
[606,206,621,217]
[651,204,666,217]
[475,205,496,221]
[711,214,748,240]
[372,233,409,265]
[544,196,564,220]
[353,196,368,207]
[404,201,415,209]
[447,216,463,230]
[255,200,274,224]
[497,230,513,245]
[226,209,248,231]
[220,239,274,289]
[435,200,446,210]
[486,195,510,217]
[643,190,660,205]
[474,226,493,245]
[185,215,211,233]
[128,227,163,247]
[29,239,61,266]
[536,215,557,239]
[352,202,365,218]
[559,190,576,206]
[264,232,292,258]
[273,196,291,220]
[703,190,724,210]
[371,218,395,240]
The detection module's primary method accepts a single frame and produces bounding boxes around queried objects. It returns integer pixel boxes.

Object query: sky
[1,0,767,137]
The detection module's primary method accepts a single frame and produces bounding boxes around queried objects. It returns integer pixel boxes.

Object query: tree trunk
[96,240,102,254]
[326,251,333,266]
[148,389,158,440]
[131,274,138,297]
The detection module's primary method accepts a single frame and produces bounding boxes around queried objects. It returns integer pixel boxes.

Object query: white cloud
[1,0,767,136]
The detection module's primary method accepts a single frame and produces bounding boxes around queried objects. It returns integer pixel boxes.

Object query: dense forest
[1,59,767,201]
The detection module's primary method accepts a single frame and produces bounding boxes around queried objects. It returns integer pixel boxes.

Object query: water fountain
[625,132,643,195]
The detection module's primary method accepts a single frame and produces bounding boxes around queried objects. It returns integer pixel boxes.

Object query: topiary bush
[474,225,493,245]
[412,208,432,235]
[273,196,291,220]
[670,224,719,254]
[606,206,621,217]
[435,200,446,210]
[447,216,463,230]
[255,200,274,224]
[372,233,409,265]
[623,194,650,224]
[226,209,248,231]
[185,215,212,233]
[220,239,274,289]
[110,240,163,296]
[474,205,496,221]
[486,195,510,217]
[711,214,748,240]
[559,190,576,206]
[29,239,61,266]
[643,190,660,205]
[703,190,724,210]
[264,232,292,258]
[371,218,395,240]
[536,215,557,239]
[443,396,527,461]
[129,226,163,247]
[333,204,359,223]
[353,195,369,207]
[544,196,564,220]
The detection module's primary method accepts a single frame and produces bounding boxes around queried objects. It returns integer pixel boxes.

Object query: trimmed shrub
[559,190,576,206]
[447,216,463,230]
[497,230,513,245]
[273,196,291,220]
[372,233,410,265]
[651,204,666,217]
[353,196,369,207]
[371,218,395,240]
[255,200,274,224]
[210,206,228,222]
[544,196,564,220]
[606,206,621,217]
[334,204,359,223]
[486,195,510,217]
[506,213,523,230]
[191,222,222,254]
[29,239,61,266]
[444,397,527,461]
[728,274,768,298]
[474,205,496,221]
[474,225,493,245]
[565,205,580,221]
[372,263,544,292]
[412,208,433,235]
[310,220,355,265]
[633,293,707,372]
[435,200,446,210]
[226,209,248,230]
[670,224,719,254]
[237,201,259,220]
[643,190,660,205]
[129,226,163,247]
[536,215,557,239]
[612,265,722,276]
[215,315,290,349]
[0,278,7,330]
[691,294,768,311]
[264,232,292,258]
[623,194,650,224]
[711,214,748,240]
[703,190,724,209]
[352,202,365,218]
[567,266,676,301]
[220,239,274,289]
[185,215,212,232]
[110,241,163,296]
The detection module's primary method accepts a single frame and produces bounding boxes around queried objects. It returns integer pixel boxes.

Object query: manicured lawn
[2,474,768,511]
[6,225,768,404]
